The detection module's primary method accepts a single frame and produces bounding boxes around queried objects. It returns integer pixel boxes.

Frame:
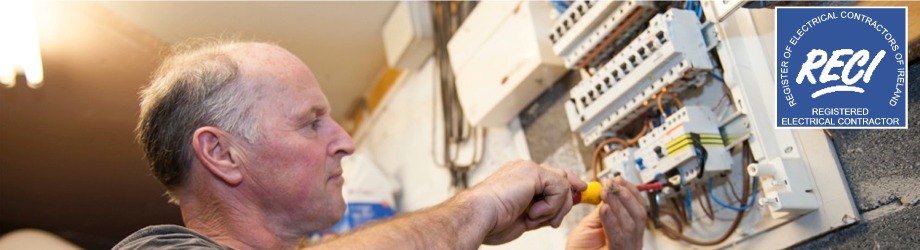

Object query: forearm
[314,191,493,250]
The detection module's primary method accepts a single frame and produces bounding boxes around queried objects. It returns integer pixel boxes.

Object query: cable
[697,182,715,221]
[656,90,684,119]
[591,137,629,181]
[651,140,755,246]
[711,71,725,83]
[725,175,745,203]
[657,208,685,240]
[685,188,693,222]
[670,197,687,224]
[626,123,649,146]
[550,0,569,14]
[429,1,483,189]
[576,7,647,69]
[709,177,758,211]
[591,121,648,181]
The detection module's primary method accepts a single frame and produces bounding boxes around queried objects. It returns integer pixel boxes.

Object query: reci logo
[776,7,908,128]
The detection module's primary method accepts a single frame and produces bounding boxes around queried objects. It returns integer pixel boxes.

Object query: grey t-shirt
[113,225,232,250]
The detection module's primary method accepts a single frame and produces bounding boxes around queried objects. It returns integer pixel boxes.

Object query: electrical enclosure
[447,1,567,127]
[552,2,858,248]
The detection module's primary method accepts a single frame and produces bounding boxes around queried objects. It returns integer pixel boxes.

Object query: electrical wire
[591,137,629,181]
[656,90,684,119]
[652,140,756,246]
[591,121,649,181]
[670,197,687,224]
[709,177,758,211]
[685,188,694,222]
[550,0,569,14]
[724,175,745,203]
[626,123,649,146]
[429,1,482,189]
[697,182,715,221]
[657,208,686,240]
[576,7,647,69]
[711,71,725,83]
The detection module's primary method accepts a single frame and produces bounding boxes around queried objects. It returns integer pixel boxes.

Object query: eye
[308,118,322,130]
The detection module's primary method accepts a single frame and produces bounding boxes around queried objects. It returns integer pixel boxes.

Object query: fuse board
[551,1,858,248]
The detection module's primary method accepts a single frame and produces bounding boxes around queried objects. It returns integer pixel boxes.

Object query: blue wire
[685,187,693,221]
[551,1,566,14]
[696,2,702,19]
[709,177,759,211]
[558,0,570,9]
[686,1,701,19]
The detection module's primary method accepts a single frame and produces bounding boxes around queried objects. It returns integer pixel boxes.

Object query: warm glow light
[0,0,44,88]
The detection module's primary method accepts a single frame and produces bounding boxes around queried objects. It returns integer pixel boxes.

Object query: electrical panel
[382,1,433,70]
[447,1,566,127]
[551,2,857,249]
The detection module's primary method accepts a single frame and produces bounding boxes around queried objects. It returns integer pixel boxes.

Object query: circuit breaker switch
[633,106,731,184]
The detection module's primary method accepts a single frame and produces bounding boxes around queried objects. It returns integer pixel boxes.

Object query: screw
[784,146,793,153]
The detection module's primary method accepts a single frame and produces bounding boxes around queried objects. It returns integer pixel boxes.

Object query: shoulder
[112,225,231,250]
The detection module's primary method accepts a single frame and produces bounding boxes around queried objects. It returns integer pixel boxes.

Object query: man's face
[234,45,355,233]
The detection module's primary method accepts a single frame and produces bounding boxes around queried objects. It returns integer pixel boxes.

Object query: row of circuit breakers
[416,0,858,248]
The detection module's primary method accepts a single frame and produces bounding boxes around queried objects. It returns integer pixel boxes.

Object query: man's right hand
[461,160,587,245]
[566,177,647,250]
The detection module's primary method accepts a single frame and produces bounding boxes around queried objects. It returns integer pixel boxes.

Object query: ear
[192,127,243,186]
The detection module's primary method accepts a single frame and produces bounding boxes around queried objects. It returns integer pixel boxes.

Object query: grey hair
[136,38,267,201]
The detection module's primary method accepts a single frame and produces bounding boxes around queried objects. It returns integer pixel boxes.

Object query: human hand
[467,160,586,245]
[566,177,647,250]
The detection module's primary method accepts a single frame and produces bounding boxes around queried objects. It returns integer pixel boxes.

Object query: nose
[328,119,355,158]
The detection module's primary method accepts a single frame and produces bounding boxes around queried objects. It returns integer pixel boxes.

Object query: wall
[0,2,182,248]
[791,62,920,249]
[353,58,586,249]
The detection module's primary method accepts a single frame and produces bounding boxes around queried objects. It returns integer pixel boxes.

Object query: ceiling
[0,1,396,248]
[98,1,397,123]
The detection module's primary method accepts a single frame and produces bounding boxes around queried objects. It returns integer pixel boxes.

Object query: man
[115,40,646,249]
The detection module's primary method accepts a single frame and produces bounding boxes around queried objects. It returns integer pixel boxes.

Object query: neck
[177,190,304,250]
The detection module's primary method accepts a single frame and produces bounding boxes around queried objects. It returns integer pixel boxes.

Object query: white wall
[352,58,592,249]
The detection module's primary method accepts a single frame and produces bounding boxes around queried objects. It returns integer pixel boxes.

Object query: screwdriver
[572,181,664,205]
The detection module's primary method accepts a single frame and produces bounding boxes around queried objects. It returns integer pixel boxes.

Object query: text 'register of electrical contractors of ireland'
[776,7,907,129]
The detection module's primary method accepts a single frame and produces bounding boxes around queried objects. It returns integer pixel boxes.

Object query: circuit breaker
[564,9,713,145]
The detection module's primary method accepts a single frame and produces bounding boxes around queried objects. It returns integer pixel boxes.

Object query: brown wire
[697,183,715,221]
[652,141,753,246]
[576,7,646,69]
[626,123,649,146]
[591,137,629,181]
[670,197,687,224]
[591,122,649,181]
[725,176,745,203]
[590,114,650,181]
[656,208,685,240]
[656,91,685,118]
